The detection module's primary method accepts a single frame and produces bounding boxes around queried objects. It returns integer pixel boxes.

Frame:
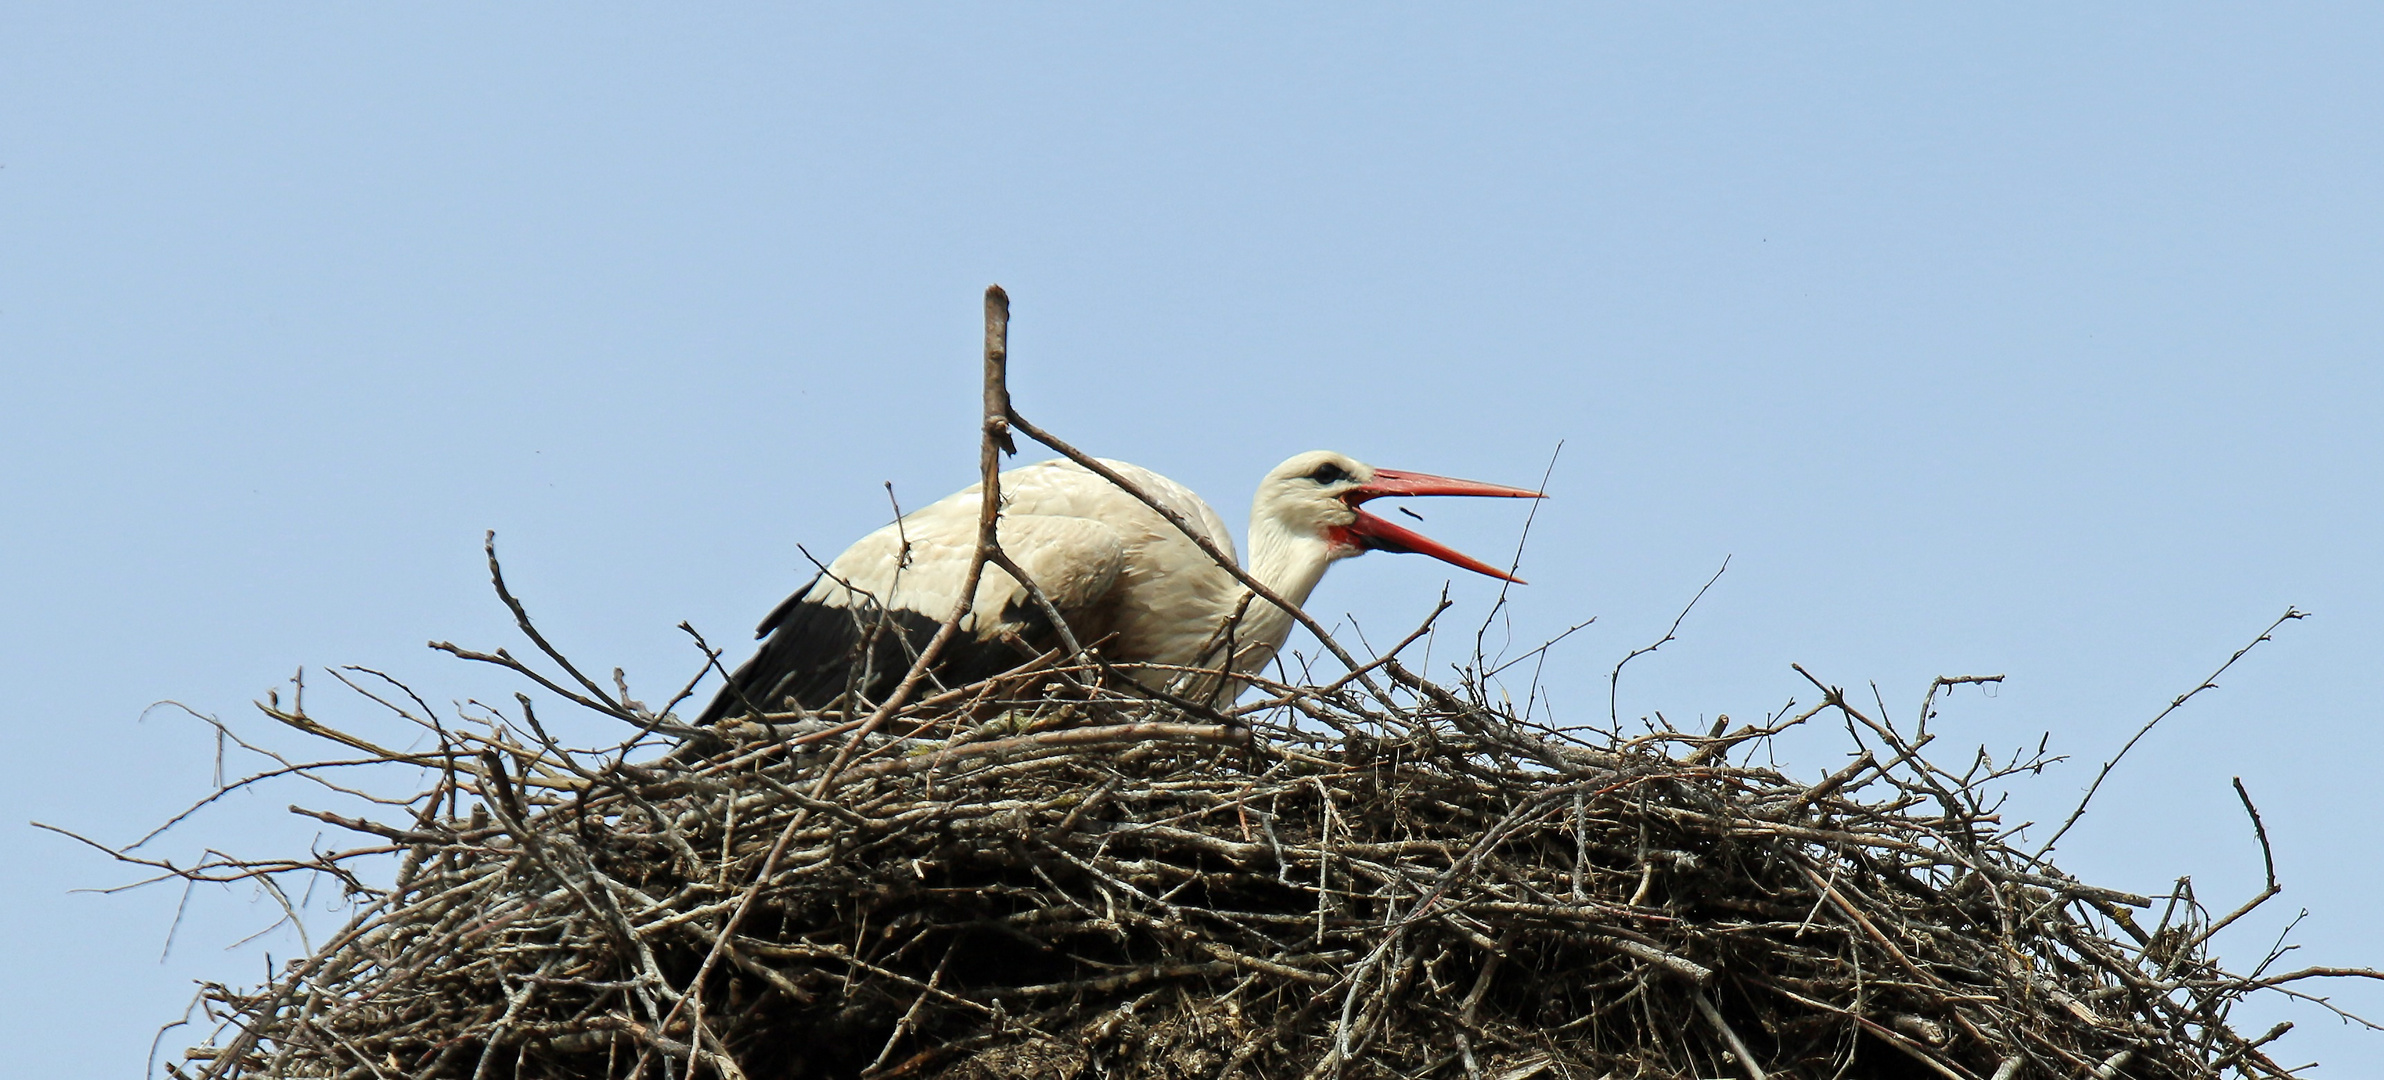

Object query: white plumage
[696,451,1539,723]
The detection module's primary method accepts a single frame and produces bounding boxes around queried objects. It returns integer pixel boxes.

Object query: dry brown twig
[53,288,2380,1080]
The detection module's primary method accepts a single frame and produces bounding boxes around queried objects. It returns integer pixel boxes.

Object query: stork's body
[695,452,1537,725]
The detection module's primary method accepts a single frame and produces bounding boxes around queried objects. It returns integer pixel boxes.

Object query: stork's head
[1252,450,1545,584]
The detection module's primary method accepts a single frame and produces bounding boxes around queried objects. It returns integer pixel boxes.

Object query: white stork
[695,450,1542,723]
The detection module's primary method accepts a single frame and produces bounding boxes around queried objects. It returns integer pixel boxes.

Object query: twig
[1610,557,1729,726]
[2035,607,2306,860]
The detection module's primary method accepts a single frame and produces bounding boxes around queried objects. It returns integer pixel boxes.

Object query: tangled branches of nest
[72,582,2355,1080]
[77,297,2369,1078]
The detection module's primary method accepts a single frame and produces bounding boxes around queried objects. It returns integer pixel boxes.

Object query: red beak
[1337,469,1545,584]
[1349,469,1546,504]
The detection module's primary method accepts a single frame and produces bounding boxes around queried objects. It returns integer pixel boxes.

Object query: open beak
[1339,469,1545,584]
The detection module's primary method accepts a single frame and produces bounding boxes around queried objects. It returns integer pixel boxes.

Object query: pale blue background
[5,6,2380,1074]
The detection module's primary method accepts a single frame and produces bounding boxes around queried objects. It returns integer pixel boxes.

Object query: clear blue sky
[5,6,2380,1074]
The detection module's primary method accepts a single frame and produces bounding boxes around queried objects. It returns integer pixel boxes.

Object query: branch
[2034,606,2306,860]
[1609,557,1729,726]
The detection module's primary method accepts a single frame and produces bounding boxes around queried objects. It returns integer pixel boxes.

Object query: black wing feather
[694,581,1054,727]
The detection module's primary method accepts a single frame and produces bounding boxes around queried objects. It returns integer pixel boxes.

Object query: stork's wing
[977,515,1128,632]
[694,513,1125,725]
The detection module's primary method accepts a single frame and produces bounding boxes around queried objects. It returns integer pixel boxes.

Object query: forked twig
[1610,556,1730,726]
[2035,607,2306,860]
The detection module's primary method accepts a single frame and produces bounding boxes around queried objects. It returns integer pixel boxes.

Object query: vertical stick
[984,285,1015,461]
[971,292,1085,657]
[975,284,1014,612]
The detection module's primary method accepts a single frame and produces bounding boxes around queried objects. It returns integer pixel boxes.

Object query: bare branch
[2035,607,2307,860]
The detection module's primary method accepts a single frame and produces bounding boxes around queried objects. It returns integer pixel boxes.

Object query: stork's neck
[1234,516,1342,672]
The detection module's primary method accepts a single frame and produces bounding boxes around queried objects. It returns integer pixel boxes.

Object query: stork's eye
[1308,463,1349,485]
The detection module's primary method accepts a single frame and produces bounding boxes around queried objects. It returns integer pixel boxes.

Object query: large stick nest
[88,571,2341,1080]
